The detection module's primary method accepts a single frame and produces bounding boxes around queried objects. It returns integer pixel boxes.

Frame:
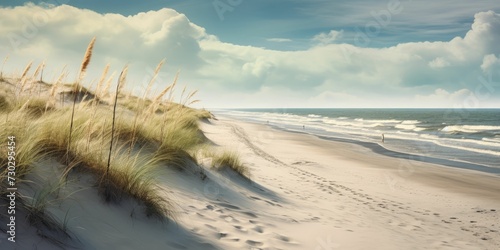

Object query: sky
[0,0,500,108]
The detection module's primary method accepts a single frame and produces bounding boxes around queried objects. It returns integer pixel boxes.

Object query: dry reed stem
[20,61,33,81]
[1,55,9,78]
[68,37,96,165]
[46,68,67,111]
[117,66,128,95]
[101,72,115,100]
[147,71,179,115]
[31,61,44,82]
[95,64,110,99]
[106,66,127,185]
[144,59,165,100]
[78,37,96,82]
[19,61,33,93]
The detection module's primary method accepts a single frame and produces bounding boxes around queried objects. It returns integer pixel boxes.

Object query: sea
[214,108,500,174]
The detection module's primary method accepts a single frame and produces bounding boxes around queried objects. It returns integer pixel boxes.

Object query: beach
[1,105,499,249]
[188,115,500,249]
[2,4,500,249]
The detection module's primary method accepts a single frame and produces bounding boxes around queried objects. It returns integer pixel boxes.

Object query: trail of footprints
[288,161,499,245]
[227,123,498,246]
[188,201,297,249]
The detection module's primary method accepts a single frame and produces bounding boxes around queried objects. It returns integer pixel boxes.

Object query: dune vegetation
[0,38,246,246]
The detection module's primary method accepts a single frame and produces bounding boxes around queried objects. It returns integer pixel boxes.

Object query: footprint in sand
[216,202,241,210]
[218,232,228,239]
[246,240,264,247]
[242,211,258,218]
[253,225,264,233]
[205,224,218,231]
[274,234,291,243]
[233,225,248,232]
[220,215,238,223]
[249,196,261,201]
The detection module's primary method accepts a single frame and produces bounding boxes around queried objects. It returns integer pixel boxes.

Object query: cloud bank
[0,4,499,108]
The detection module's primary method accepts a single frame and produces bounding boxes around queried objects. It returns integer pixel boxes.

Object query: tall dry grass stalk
[146,71,179,117]
[31,61,44,81]
[127,60,166,152]
[29,61,45,96]
[116,66,128,97]
[95,63,109,102]
[1,55,9,79]
[46,68,67,112]
[101,72,115,100]
[39,61,45,83]
[78,37,96,83]
[19,61,33,94]
[68,37,96,165]
[105,66,127,195]
[144,59,165,100]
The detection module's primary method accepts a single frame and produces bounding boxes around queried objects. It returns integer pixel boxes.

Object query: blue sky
[1,1,500,107]
[3,0,498,49]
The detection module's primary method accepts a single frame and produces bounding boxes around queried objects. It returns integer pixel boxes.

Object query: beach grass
[0,37,248,247]
[210,150,250,178]
[0,35,229,238]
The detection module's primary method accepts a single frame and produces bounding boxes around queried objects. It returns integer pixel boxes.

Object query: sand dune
[2,110,499,249]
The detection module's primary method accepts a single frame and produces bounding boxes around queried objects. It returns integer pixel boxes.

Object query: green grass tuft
[211,151,249,178]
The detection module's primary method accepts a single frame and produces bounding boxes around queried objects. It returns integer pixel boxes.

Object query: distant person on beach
[381,133,385,143]
[303,125,305,130]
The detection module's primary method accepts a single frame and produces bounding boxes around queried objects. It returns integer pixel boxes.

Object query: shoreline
[223,116,500,198]
[200,115,500,249]
[224,113,500,175]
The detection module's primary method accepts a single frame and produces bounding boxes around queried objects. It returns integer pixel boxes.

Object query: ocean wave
[395,124,417,130]
[482,137,500,143]
[307,114,322,118]
[441,125,500,134]
[355,118,401,124]
[323,118,386,128]
[401,120,420,125]
[433,140,500,157]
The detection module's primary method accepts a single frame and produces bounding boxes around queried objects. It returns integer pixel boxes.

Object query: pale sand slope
[186,116,500,250]
[7,114,498,249]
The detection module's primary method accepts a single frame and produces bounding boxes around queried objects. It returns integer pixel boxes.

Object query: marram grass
[0,37,247,246]
[210,150,250,178]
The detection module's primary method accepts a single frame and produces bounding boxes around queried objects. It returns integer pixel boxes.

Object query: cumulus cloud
[312,30,343,45]
[414,89,474,107]
[0,4,499,107]
[267,38,292,43]
[0,4,207,79]
[481,54,499,73]
[428,57,451,69]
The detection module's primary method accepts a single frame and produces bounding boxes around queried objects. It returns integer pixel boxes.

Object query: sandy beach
[180,116,500,250]
[2,4,500,249]
[2,105,499,249]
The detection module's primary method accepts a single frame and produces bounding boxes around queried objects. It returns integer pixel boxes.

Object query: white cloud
[481,54,499,73]
[312,30,343,45]
[0,4,499,108]
[428,57,450,68]
[267,38,292,43]
[414,88,475,107]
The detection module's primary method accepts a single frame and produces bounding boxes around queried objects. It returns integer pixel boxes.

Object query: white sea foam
[395,124,417,130]
[308,114,322,118]
[220,110,500,158]
[433,140,500,156]
[441,125,500,133]
[401,120,421,125]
